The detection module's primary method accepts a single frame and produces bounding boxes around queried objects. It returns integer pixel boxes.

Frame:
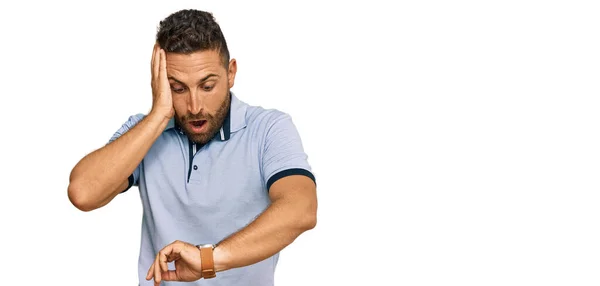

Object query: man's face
[166,50,237,144]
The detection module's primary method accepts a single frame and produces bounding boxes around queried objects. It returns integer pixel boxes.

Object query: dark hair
[156,9,230,69]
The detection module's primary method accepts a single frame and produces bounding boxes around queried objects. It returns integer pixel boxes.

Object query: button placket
[188,142,203,183]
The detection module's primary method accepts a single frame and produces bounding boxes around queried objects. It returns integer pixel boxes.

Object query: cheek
[171,96,188,114]
[206,86,228,109]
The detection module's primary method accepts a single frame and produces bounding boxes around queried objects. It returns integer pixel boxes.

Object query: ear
[228,58,237,89]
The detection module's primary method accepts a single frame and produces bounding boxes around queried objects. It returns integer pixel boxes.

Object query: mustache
[182,112,213,121]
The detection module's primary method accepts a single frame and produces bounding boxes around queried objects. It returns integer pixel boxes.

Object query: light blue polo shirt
[108,93,315,286]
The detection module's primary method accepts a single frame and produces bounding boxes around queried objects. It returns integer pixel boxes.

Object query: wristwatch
[196,244,216,279]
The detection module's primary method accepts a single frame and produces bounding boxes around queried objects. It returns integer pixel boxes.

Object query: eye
[202,85,214,91]
[171,86,187,94]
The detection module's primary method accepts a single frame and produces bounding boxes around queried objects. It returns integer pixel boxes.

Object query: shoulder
[120,113,147,128]
[245,105,294,132]
[109,113,148,143]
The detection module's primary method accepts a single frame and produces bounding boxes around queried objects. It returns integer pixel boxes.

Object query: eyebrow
[168,74,219,86]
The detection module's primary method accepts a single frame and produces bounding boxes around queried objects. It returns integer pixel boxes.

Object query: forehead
[165,50,224,81]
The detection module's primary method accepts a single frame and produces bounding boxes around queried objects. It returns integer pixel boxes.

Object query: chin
[187,134,208,144]
[186,129,216,144]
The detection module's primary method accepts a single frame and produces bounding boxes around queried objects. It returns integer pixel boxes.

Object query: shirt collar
[164,92,247,141]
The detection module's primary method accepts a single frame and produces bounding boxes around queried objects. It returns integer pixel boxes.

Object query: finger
[153,45,160,81]
[161,241,184,264]
[166,251,180,262]
[151,43,159,79]
[146,260,155,280]
[151,42,157,74]
[159,248,170,276]
[154,253,162,285]
[161,270,179,281]
[159,49,167,82]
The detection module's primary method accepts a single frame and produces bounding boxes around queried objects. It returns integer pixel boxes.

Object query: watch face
[198,244,215,249]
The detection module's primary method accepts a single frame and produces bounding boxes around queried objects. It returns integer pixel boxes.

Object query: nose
[188,90,202,115]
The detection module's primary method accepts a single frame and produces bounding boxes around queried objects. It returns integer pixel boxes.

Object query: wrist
[213,244,232,272]
[147,110,172,127]
[197,244,217,279]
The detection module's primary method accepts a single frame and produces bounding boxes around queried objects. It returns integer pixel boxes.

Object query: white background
[1,0,599,285]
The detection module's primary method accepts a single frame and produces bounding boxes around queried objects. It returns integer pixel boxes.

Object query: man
[67,9,317,286]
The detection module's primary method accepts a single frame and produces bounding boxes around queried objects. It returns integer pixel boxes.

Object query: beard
[175,91,231,145]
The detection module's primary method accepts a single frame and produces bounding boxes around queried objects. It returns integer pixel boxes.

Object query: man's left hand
[146,240,203,285]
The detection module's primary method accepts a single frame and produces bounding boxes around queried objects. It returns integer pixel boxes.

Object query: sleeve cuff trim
[266,168,316,190]
[121,174,134,193]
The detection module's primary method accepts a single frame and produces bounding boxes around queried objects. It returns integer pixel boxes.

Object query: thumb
[161,270,180,281]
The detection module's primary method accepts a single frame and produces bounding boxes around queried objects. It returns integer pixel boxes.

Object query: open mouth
[190,120,206,127]
[188,120,207,132]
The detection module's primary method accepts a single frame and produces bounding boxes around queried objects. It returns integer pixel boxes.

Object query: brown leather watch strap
[199,245,216,279]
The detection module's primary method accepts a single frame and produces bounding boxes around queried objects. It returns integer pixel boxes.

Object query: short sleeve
[108,113,146,192]
[261,112,315,190]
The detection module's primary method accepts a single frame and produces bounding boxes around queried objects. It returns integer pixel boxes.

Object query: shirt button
[193,165,198,170]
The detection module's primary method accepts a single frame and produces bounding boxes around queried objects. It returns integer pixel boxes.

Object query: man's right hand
[151,42,174,120]
[68,42,176,212]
